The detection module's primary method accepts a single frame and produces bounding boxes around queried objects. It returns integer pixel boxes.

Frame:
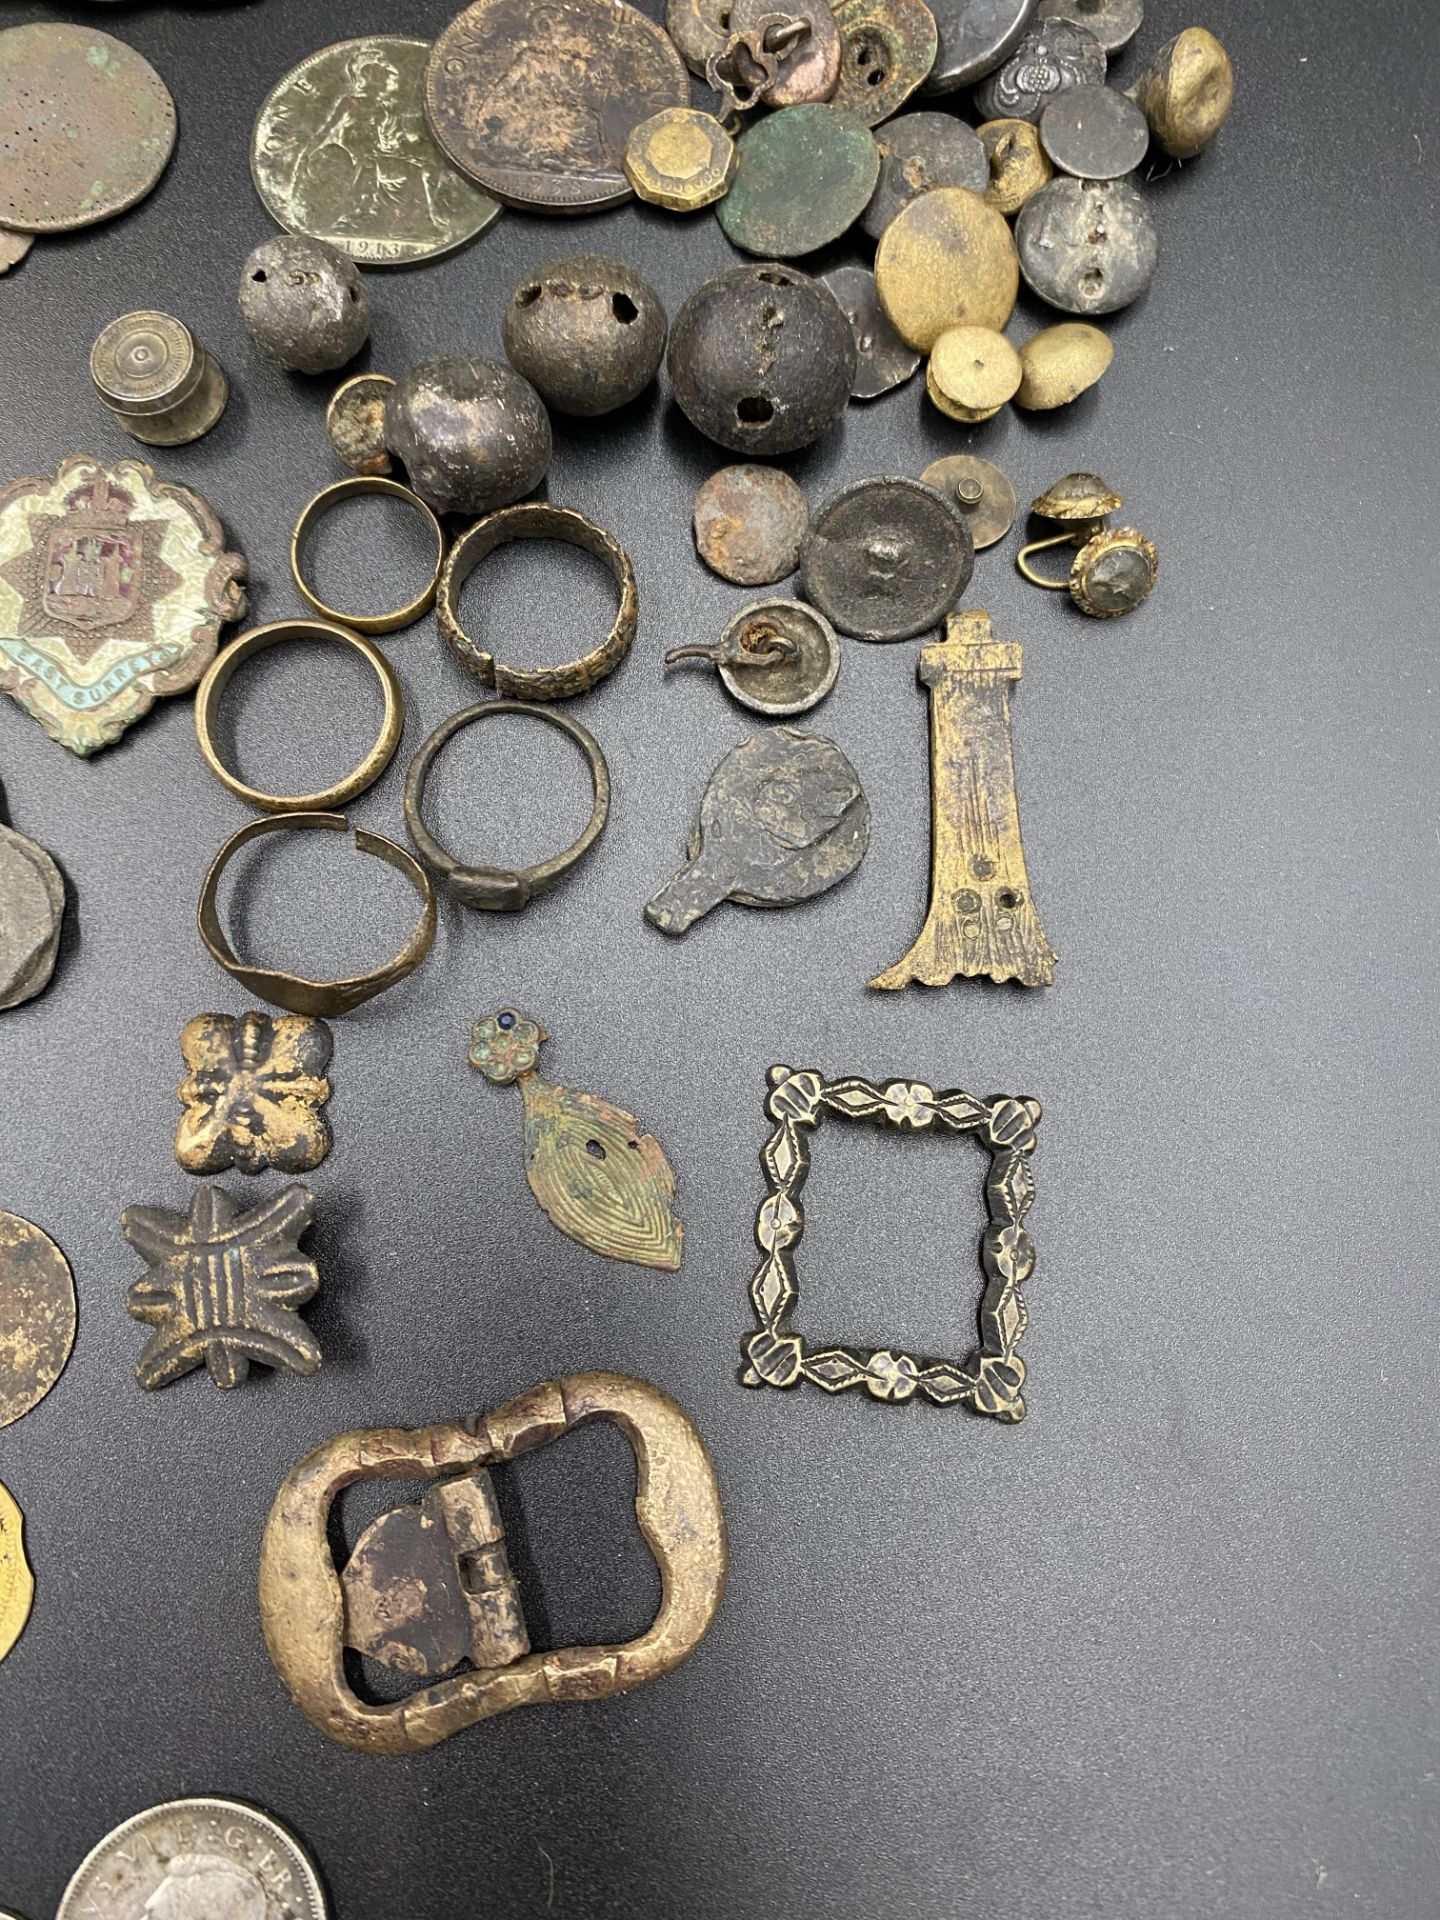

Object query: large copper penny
[424,0,689,213]
[0,1213,76,1430]
[0,24,176,234]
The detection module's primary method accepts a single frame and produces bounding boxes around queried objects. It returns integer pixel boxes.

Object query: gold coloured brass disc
[0,1480,33,1663]
[0,1212,76,1429]
[920,455,1018,549]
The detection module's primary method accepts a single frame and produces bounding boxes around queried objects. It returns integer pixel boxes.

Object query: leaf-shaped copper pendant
[470,1010,683,1272]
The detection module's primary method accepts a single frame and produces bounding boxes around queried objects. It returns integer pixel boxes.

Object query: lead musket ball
[386,357,552,516]
[668,262,857,456]
[1128,27,1235,158]
[502,255,667,417]
[238,234,371,376]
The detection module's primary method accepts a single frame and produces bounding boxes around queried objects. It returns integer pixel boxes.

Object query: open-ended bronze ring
[436,502,637,702]
[403,701,611,912]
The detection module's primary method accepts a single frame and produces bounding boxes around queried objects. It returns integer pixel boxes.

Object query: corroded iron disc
[0,24,176,234]
[424,0,690,213]
[0,1213,76,1429]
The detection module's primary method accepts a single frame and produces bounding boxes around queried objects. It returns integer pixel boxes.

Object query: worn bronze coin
[0,228,34,274]
[694,465,810,585]
[326,372,396,475]
[973,18,1106,122]
[924,0,1037,92]
[801,476,973,642]
[1038,0,1141,54]
[820,263,920,397]
[718,103,880,257]
[1016,174,1157,314]
[425,0,689,213]
[978,115,1053,211]
[0,23,176,234]
[874,185,1019,350]
[0,1213,75,1429]
[0,1481,32,1665]
[861,110,988,239]
[920,453,1016,548]
[1039,82,1148,178]
[252,36,500,267]
[56,1800,328,1920]
[0,824,65,1012]
[829,0,939,126]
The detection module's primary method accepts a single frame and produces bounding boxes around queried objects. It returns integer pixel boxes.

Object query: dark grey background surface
[1,0,1437,1915]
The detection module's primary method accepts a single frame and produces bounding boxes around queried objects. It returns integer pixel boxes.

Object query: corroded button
[920,453,1017,548]
[718,102,879,257]
[1039,82,1149,178]
[0,824,65,1012]
[1128,27,1234,158]
[861,110,988,240]
[820,263,921,397]
[875,185,1019,350]
[972,18,1105,121]
[801,476,973,642]
[829,0,938,125]
[693,465,810,584]
[90,310,228,447]
[1038,0,1142,53]
[666,0,734,76]
[326,372,395,475]
[732,0,843,105]
[669,597,841,715]
[1015,174,1157,314]
[625,107,737,210]
[0,1212,75,1428]
[923,0,1038,93]
[978,116,1053,212]
[1014,320,1112,407]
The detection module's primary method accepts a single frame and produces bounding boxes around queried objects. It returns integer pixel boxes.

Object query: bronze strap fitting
[290,475,445,635]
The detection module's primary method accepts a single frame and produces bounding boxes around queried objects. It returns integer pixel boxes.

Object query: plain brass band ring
[290,476,445,635]
[194,618,405,813]
[197,812,437,1016]
[403,701,611,912]
[1014,532,1079,590]
[436,502,638,702]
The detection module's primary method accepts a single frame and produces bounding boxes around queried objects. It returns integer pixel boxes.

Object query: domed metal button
[1039,83,1149,178]
[801,476,973,642]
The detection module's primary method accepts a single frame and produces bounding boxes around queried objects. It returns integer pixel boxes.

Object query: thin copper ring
[290,476,444,635]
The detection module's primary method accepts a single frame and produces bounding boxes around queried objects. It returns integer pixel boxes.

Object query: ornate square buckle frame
[741,1065,1042,1420]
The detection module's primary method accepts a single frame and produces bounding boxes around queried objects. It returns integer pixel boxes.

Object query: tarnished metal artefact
[920,453,1017,549]
[1128,27,1234,158]
[502,255,666,416]
[424,0,689,213]
[291,479,444,635]
[0,228,34,274]
[926,323,1023,421]
[693,465,809,586]
[646,726,869,935]
[0,822,65,1013]
[1014,319,1112,407]
[718,103,880,258]
[176,1012,333,1176]
[666,0,734,77]
[731,0,843,104]
[121,1184,322,1392]
[668,262,857,455]
[438,503,635,699]
[828,0,939,126]
[1015,173,1157,314]
[801,476,973,642]
[0,455,247,757]
[705,16,806,115]
[0,1481,33,1665]
[666,597,840,716]
[874,184,1019,350]
[0,1213,75,1429]
[871,608,1057,989]
[977,115,1052,212]
[861,110,988,240]
[470,1010,682,1270]
[624,108,737,211]
[405,703,610,910]
[1038,0,1142,54]
[0,23,176,233]
[741,1063,1041,1420]
[820,263,920,398]
[1039,80,1148,177]
[326,372,395,475]
[90,312,229,447]
[56,1800,327,1920]
[259,1372,727,1753]
[251,36,500,267]
[923,0,1037,92]
[239,234,371,375]
[386,357,551,516]
[972,17,1106,121]
[1017,476,1157,616]
[198,814,437,1017]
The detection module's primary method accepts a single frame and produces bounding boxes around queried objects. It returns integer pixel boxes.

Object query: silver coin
[1036,0,1142,54]
[1015,173,1157,314]
[972,18,1105,122]
[57,1797,327,1920]
[923,0,1038,92]
[820,264,921,399]
[1039,83,1149,178]
[861,111,988,239]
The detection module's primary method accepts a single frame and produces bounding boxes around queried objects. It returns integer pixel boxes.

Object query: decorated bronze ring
[198,813,436,1017]
[290,476,445,636]
[437,502,637,701]
[403,701,610,911]
[194,618,404,812]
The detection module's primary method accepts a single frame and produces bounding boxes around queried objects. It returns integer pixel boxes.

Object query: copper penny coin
[424,0,689,213]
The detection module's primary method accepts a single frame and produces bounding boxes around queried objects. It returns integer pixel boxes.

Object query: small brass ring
[290,476,445,635]
[403,701,611,912]
[1014,532,1079,590]
[197,812,437,1016]
[437,502,637,702]
[194,618,405,814]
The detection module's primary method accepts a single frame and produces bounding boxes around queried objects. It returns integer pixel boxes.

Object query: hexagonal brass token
[625,108,737,211]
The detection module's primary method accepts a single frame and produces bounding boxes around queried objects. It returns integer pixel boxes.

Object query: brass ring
[197,812,436,1016]
[437,502,637,702]
[290,476,445,635]
[194,619,405,813]
[403,701,610,911]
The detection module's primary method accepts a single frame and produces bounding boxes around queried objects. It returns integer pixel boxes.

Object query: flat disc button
[920,453,1017,549]
[1039,83,1149,177]
[1037,0,1143,53]
[861,111,988,239]
[718,103,880,257]
[973,19,1106,122]
[923,0,1038,92]
[801,476,974,643]
[820,264,921,398]
[1016,174,1157,313]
